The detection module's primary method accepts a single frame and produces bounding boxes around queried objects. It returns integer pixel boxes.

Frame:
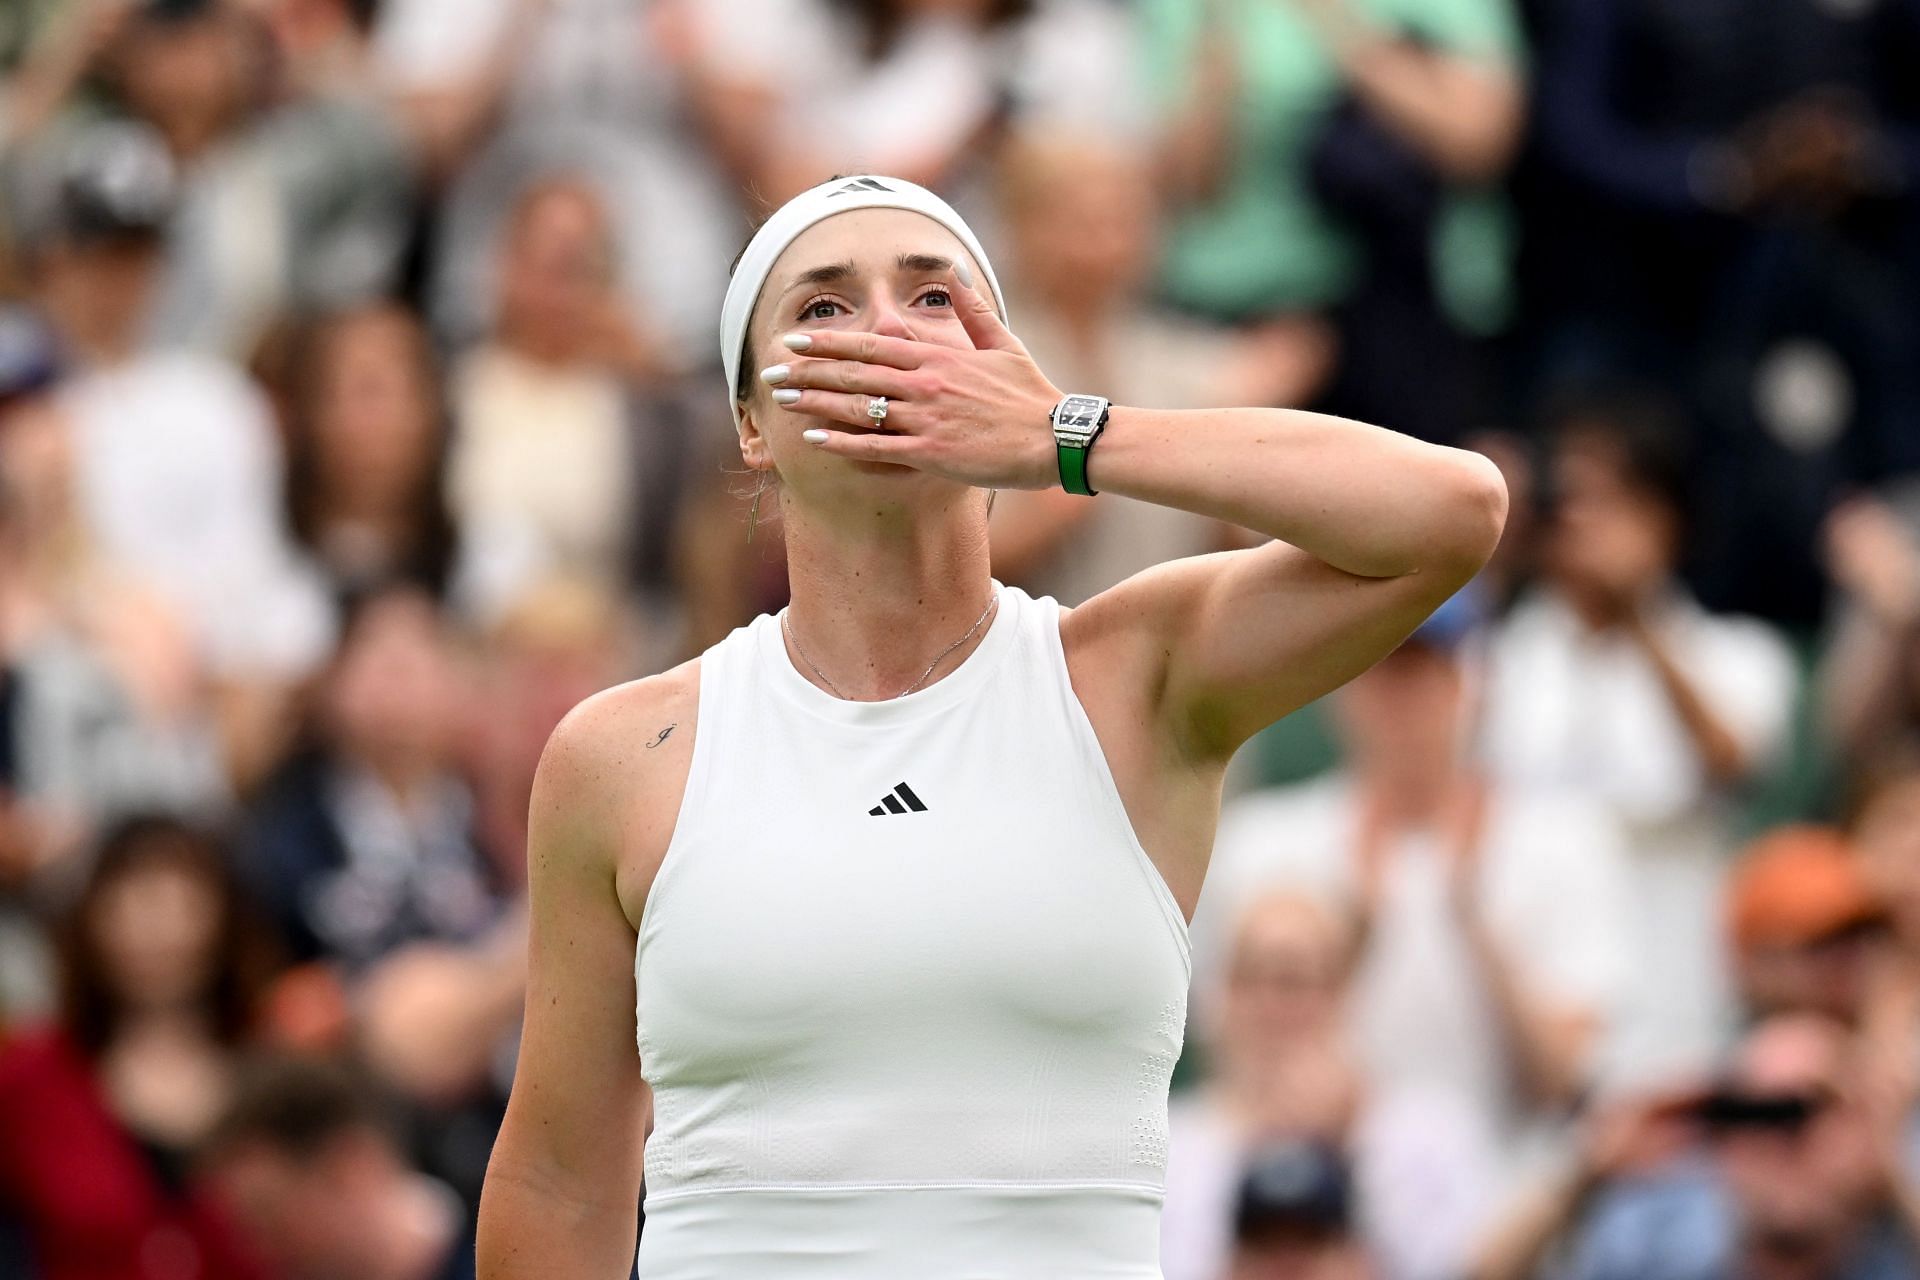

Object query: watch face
[1057,396,1106,437]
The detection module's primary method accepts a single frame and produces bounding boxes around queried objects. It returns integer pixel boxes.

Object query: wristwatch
[1051,394,1111,497]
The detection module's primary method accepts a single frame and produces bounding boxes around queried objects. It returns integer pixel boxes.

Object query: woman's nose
[868,296,918,340]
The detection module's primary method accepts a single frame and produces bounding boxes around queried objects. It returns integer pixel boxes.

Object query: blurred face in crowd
[112,7,260,161]
[497,180,616,365]
[1334,642,1465,783]
[1856,772,1920,940]
[738,207,991,507]
[323,589,468,776]
[1544,428,1681,615]
[307,306,442,512]
[1713,1017,1882,1263]
[1218,894,1353,1060]
[1002,136,1157,317]
[88,840,224,1013]
[213,1129,407,1280]
[33,236,161,363]
[1737,924,1885,1026]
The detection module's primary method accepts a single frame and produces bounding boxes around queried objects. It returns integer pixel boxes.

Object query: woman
[282,303,461,604]
[0,816,279,1280]
[477,175,1505,1276]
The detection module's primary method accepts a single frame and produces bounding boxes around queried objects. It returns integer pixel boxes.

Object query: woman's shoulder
[544,659,703,787]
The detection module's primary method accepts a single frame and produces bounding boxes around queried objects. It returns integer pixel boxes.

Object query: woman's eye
[802,298,841,321]
[919,289,952,308]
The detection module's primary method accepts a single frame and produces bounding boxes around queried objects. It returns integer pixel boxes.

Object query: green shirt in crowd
[1138,0,1523,334]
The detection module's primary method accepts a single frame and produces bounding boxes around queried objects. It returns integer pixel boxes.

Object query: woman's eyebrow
[779,253,954,298]
[897,253,954,275]
[781,261,857,295]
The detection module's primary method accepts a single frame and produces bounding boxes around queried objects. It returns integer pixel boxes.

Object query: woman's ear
[738,403,773,471]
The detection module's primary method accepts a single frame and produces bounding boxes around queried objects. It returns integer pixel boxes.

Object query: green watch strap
[1058,439,1097,497]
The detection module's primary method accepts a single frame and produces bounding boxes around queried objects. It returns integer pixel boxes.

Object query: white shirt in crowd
[58,352,334,679]
[692,0,1147,169]
[1163,1084,1503,1280]
[1190,775,1628,1266]
[1477,589,1798,1085]
[447,346,635,619]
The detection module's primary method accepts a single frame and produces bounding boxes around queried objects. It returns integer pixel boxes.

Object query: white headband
[719,175,1008,425]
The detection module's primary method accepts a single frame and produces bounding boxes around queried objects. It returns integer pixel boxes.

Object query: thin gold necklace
[782,592,999,700]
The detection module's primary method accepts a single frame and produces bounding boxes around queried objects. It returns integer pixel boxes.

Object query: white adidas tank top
[634,583,1192,1278]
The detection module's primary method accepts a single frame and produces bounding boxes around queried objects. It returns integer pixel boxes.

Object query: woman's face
[91,857,223,1012]
[738,208,989,496]
[312,310,438,505]
[499,184,615,362]
[325,592,466,768]
[1218,897,1351,1053]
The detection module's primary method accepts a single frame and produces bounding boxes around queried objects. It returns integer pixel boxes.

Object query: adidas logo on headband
[828,177,893,197]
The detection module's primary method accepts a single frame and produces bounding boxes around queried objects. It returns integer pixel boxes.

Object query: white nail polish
[953,258,974,288]
[760,364,790,385]
[782,334,812,351]
[803,429,829,444]
[773,388,801,404]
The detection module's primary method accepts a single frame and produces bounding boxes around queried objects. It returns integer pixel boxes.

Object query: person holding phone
[1472,1014,1920,1280]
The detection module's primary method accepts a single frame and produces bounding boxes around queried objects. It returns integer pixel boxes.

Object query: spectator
[446,176,656,623]
[1139,0,1525,444]
[1228,1142,1375,1280]
[203,1055,477,1280]
[22,121,334,692]
[1165,892,1366,1280]
[1522,0,1920,621]
[1819,491,1920,772]
[238,583,521,1201]
[280,302,463,603]
[986,129,1332,605]
[1204,590,1634,1182]
[0,816,280,1280]
[678,0,1139,208]
[240,583,498,972]
[1196,598,1634,1278]
[402,0,738,360]
[1728,826,1891,1026]
[1472,1013,1920,1280]
[7,0,415,360]
[0,306,226,871]
[1478,397,1797,1085]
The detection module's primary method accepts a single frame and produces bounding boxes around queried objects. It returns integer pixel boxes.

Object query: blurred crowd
[0,0,1917,1278]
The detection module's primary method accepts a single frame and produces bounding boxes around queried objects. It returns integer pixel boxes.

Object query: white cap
[719,175,1008,426]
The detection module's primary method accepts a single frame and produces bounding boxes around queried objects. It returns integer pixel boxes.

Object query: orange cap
[1729,826,1885,950]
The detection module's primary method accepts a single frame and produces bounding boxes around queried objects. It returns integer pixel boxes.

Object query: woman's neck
[780,491,996,700]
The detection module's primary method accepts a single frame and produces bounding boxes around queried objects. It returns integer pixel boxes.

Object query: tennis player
[477,175,1507,1278]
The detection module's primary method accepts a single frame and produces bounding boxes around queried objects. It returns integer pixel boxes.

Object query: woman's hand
[766,271,1065,491]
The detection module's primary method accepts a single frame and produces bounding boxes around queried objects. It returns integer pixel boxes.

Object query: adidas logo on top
[829,177,892,198]
[868,782,928,816]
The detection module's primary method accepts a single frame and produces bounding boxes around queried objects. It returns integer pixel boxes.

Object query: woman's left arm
[777,272,1506,761]
[1069,402,1507,758]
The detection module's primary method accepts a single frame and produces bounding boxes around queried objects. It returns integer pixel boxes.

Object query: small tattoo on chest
[646,724,676,749]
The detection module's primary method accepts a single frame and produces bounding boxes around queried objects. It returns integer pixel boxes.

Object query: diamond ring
[866,395,890,423]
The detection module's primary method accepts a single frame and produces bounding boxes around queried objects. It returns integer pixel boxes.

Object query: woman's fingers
[772,388,919,432]
[948,266,1021,353]
[764,358,913,399]
[801,426,925,465]
[782,329,926,369]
